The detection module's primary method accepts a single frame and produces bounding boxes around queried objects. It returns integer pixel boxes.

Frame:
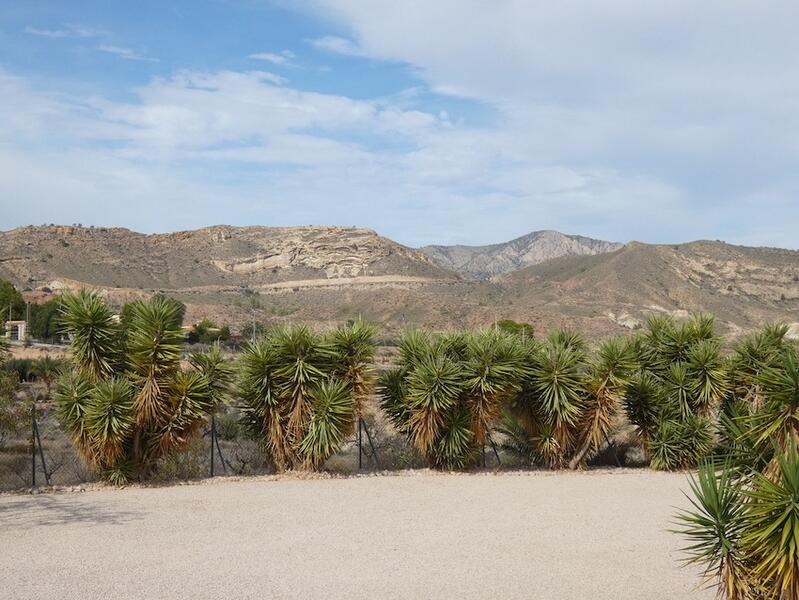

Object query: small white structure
[3,320,26,341]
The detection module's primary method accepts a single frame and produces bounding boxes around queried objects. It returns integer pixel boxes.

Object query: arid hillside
[0,225,455,291]
[497,240,799,336]
[1,226,797,339]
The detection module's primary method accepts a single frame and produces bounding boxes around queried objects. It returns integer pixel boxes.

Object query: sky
[1,1,798,248]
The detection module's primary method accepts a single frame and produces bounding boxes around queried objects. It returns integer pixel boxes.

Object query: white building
[3,320,27,341]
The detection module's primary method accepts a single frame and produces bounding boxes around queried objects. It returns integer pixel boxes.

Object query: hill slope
[497,240,799,334]
[421,230,622,279]
[0,225,455,291]
[1,226,797,339]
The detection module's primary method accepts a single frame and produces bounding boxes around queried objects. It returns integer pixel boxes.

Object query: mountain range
[1,224,797,339]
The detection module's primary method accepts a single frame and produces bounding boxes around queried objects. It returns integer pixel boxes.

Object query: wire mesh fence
[0,401,397,492]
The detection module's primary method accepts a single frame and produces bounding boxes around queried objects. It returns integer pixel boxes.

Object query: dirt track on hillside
[0,471,712,600]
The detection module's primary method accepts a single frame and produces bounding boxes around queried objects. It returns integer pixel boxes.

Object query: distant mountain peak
[420,230,623,279]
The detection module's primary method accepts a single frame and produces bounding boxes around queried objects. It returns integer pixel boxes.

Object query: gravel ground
[0,470,713,600]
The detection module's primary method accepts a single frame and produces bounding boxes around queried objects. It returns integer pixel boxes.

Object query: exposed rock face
[0,225,454,291]
[421,230,622,279]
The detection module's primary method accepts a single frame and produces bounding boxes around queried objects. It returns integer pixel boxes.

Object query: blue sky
[1,1,798,248]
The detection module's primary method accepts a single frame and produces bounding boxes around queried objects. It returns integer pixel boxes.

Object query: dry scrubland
[0,470,712,600]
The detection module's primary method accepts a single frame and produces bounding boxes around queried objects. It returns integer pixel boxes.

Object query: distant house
[3,320,27,341]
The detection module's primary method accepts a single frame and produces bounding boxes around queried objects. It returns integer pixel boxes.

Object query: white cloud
[97,45,158,62]
[24,23,105,38]
[248,50,297,66]
[0,64,701,246]
[307,35,364,57]
[7,0,799,248]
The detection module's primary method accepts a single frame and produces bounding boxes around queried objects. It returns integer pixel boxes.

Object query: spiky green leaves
[625,314,729,469]
[650,416,713,471]
[381,329,523,469]
[84,377,135,466]
[743,448,799,598]
[238,322,376,471]
[55,369,94,453]
[56,291,230,482]
[675,463,748,599]
[677,447,799,599]
[59,290,120,380]
[300,379,356,470]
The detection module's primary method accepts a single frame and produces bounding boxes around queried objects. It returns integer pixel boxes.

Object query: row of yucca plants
[54,290,378,481]
[54,290,798,482]
[379,328,636,470]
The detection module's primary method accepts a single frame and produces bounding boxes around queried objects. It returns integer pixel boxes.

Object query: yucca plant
[625,314,727,470]
[54,291,232,483]
[675,462,749,599]
[502,330,634,469]
[726,324,789,414]
[30,356,66,398]
[238,320,376,471]
[676,445,799,599]
[568,337,637,469]
[379,329,524,469]
[498,332,631,469]
[716,325,797,473]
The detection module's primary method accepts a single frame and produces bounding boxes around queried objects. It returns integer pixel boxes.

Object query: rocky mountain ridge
[421,230,622,278]
[1,225,797,339]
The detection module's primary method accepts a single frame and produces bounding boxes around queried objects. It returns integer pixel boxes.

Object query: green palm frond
[624,371,668,447]
[155,370,215,457]
[742,445,799,598]
[407,352,463,455]
[324,319,377,414]
[674,462,749,599]
[495,410,537,463]
[569,337,636,469]
[434,405,475,469]
[397,329,432,366]
[751,352,799,451]
[529,341,584,429]
[54,369,95,460]
[272,324,326,441]
[300,379,356,469]
[59,290,120,380]
[687,340,729,415]
[462,329,524,445]
[379,367,411,434]
[84,377,135,466]
[190,344,235,404]
[665,362,694,419]
[546,328,586,353]
[126,296,184,426]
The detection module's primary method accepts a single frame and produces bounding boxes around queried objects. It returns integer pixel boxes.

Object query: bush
[238,320,376,471]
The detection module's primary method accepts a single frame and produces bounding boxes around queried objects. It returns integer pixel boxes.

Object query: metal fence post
[214,428,228,476]
[33,417,50,485]
[31,405,36,487]
[358,418,363,469]
[210,416,216,477]
[361,419,381,470]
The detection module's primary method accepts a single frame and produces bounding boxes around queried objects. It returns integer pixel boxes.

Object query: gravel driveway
[0,470,712,600]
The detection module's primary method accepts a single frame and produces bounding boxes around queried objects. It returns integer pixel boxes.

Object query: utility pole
[25,301,30,341]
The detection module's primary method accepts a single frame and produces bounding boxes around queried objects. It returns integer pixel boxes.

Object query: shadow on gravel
[0,495,143,529]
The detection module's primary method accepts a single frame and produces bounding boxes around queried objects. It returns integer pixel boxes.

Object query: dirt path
[0,471,712,600]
